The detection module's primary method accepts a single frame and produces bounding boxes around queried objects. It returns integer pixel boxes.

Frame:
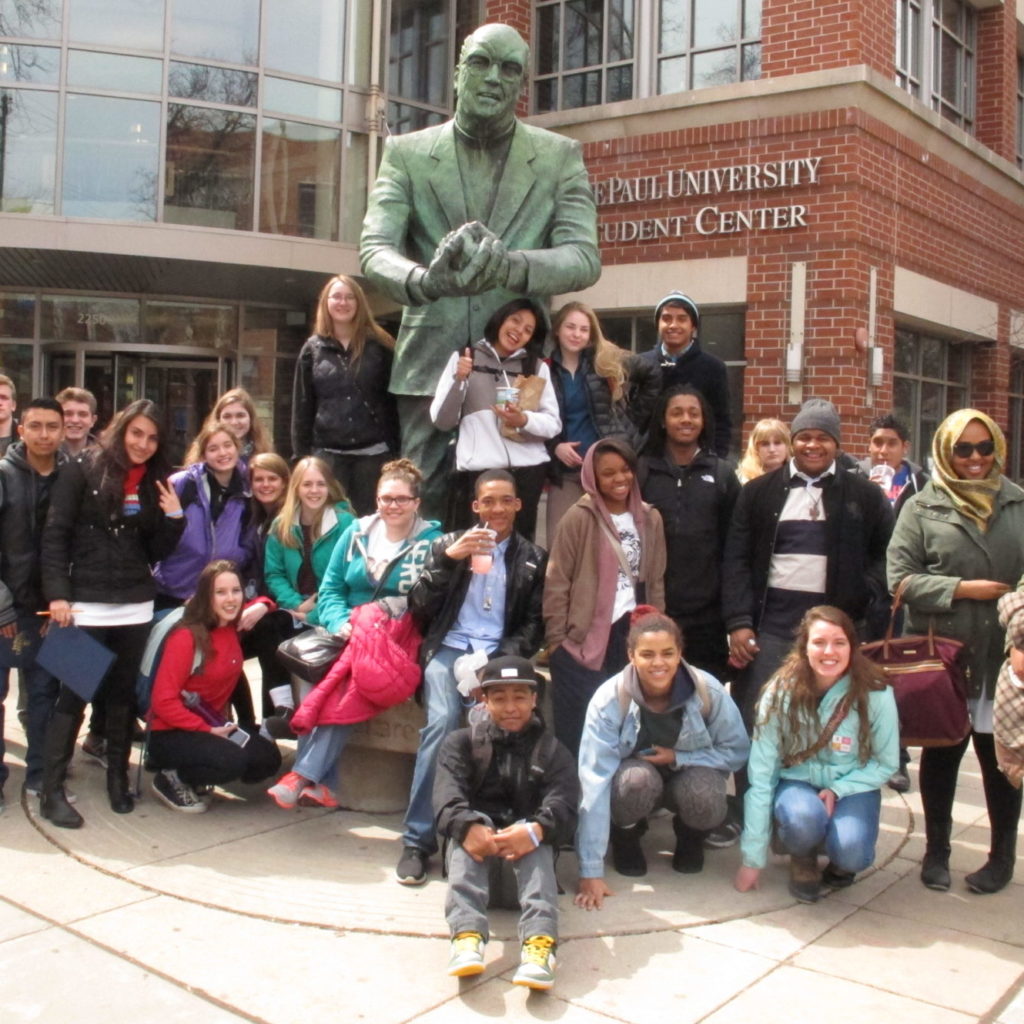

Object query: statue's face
[455,26,527,126]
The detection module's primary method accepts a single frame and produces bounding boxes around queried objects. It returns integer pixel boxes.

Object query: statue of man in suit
[360,22,601,518]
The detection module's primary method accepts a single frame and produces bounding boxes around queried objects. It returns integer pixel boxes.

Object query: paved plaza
[1,674,1022,1024]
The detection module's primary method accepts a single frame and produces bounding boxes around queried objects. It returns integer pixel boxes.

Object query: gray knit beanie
[790,398,841,444]
[654,291,700,330]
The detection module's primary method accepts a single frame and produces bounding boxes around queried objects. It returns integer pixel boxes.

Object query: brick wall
[762,0,894,78]
[975,2,1018,164]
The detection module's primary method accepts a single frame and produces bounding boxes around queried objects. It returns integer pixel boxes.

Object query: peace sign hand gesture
[155,478,182,516]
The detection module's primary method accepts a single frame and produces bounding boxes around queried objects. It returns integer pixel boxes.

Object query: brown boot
[788,854,821,903]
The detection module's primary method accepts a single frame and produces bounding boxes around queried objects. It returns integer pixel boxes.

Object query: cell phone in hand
[638,747,656,757]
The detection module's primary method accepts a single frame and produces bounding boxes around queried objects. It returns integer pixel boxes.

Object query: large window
[892,327,970,464]
[895,0,976,132]
[1008,357,1024,482]
[534,0,760,113]
[600,306,745,454]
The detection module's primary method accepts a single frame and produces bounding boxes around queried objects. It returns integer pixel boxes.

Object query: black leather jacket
[408,529,547,667]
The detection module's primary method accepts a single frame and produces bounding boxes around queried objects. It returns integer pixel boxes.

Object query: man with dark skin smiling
[398,469,547,885]
[360,22,599,519]
[722,399,893,744]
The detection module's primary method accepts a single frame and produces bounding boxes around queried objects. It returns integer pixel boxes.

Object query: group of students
[0,274,1021,993]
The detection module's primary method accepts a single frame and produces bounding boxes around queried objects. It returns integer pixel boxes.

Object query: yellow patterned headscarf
[930,408,1005,532]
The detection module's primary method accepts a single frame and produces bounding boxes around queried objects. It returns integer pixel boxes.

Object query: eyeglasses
[377,495,415,508]
[952,440,995,458]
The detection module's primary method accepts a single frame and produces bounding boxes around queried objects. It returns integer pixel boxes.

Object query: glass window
[0,0,62,40]
[1016,54,1023,170]
[892,326,970,462]
[259,118,340,240]
[0,88,58,214]
[895,0,974,131]
[0,44,59,84]
[1009,358,1024,482]
[164,103,256,230]
[168,62,258,106]
[144,301,237,347]
[655,0,760,97]
[40,296,141,343]
[264,78,342,121]
[385,0,476,131]
[0,342,34,401]
[0,292,34,338]
[534,0,636,112]
[340,129,367,245]
[67,51,162,94]
[62,94,160,220]
[264,0,345,82]
[68,0,164,51]
[171,0,260,66]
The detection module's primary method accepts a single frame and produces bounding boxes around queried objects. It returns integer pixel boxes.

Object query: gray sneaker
[513,935,556,990]
[152,770,209,813]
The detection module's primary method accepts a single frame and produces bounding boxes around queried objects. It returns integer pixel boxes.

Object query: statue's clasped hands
[421,222,511,298]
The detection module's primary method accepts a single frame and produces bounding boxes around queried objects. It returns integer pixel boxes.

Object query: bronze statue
[360,22,600,517]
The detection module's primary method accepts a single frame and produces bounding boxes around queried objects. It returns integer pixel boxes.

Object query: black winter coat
[0,442,68,623]
[291,334,398,457]
[638,340,732,456]
[41,454,185,604]
[409,530,547,668]
[546,350,659,478]
[721,463,893,636]
[638,449,740,624]
[433,714,579,846]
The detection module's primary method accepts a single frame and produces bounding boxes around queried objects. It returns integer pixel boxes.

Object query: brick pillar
[485,0,531,37]
[974,3,1018,164]
[972,310,1012,431]
[762,0,894,78]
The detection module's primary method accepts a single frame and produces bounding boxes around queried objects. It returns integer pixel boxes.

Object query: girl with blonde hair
[737,419,791,483]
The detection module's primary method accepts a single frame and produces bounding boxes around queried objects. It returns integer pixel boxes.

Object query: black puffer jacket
[291,334,398,457]
[638,449,740,624]
[433,714,579,846]
[41,454,185,604]
[546,350,658,478]
[721,463,893,636]
[409,530,547,668]
[0,442,69,623]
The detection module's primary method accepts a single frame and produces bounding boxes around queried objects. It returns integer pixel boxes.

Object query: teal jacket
[740,674,899,869]
[316,513,442,634]
[263,501,355,627]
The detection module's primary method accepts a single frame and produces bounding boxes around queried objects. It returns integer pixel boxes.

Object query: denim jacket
[576,664,749,878]
[740,674,899,869]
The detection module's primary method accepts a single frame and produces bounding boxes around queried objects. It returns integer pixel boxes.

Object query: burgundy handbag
[860,579,971,747]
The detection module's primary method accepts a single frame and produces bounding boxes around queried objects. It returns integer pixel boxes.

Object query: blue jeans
[774,779,881,873]
[402,644,468,854]
[293,723,354,787]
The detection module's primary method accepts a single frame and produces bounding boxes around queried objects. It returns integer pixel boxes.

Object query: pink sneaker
[267,771,305,809]
[299,783,339,809]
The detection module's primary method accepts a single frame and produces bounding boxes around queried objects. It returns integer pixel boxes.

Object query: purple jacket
[153,462,254,601]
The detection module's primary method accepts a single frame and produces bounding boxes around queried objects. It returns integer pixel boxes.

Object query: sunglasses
[951,440,995,458]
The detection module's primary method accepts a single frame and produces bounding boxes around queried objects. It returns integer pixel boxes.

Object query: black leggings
[147,726,281,788]
[55,622,151,718]
[920,730,1023,837]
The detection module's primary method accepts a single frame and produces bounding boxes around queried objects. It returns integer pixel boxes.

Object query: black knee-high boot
[40,709,85,829]
[918,737,968,890]
[966,733,1021,894]
[103,702,135,814]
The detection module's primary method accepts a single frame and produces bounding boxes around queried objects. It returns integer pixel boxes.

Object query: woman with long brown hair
[291,274,398,516]
[734,605,898,903]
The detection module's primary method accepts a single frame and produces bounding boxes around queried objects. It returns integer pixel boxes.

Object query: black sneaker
[152,770,209,814]
[264,707,296,740]
[395,846,428,886]
[81,731,107,768]
[820,862,856,892]
[704,818,742,849]
[887,765,911,793]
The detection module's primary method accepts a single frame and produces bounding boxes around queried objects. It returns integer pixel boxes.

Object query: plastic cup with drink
[470,525,498,574]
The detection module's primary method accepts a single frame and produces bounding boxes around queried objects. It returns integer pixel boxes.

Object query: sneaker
[395,846,428,886]
[887,765,911,793]
[704,818,742,849]
[820,862,856,892]
[447,931,485,977]
[194,784,215,807]
[513,935,556,990]
[81,732,107,768]
[152,770,209,814]
[299,782,339,809]
[267,771,306,810]
[23,783,78,805]
[263,707,296,740]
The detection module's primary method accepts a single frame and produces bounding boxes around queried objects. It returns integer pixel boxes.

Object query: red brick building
[503,0,1024,469]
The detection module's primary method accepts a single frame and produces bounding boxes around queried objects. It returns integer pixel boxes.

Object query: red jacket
[291,600,423,731]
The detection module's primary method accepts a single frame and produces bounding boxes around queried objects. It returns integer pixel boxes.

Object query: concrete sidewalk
[1,711,1022,1023]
